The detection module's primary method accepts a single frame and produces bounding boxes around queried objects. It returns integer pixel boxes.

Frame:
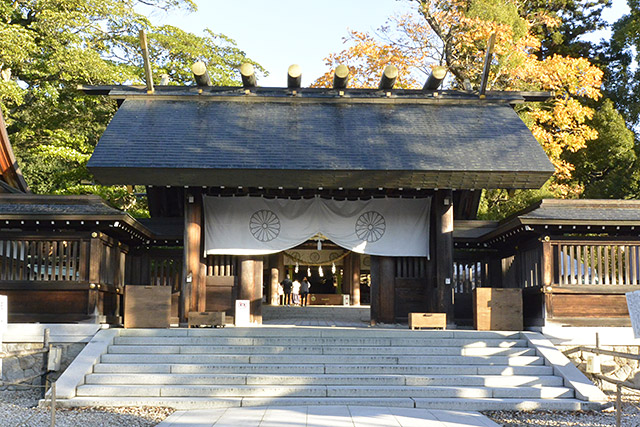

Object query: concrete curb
[42,329,119,402]
[521,331,609,406]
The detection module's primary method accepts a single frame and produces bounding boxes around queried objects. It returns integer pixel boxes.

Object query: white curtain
[203,196,430,257]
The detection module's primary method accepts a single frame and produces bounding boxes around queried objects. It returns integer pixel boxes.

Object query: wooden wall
[0,232,126,324]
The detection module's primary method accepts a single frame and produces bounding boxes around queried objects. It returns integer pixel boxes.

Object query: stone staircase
[50,327,608,410]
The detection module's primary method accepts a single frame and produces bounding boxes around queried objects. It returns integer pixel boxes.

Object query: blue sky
[147,0,630,87]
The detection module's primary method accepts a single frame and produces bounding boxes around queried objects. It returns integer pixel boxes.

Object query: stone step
[85,373,563,387]
[93,363,555,376]
[106,344,536,357]
[99,353,544,366]
[75,384,574,399]
[241,397,599,411]
[113,336,528,348]
[117,328,521,339]
[51,396,601,411]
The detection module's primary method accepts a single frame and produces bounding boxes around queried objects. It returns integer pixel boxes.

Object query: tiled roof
[519,199,640,223]
[87,97,554,189]
[0,194,122,217]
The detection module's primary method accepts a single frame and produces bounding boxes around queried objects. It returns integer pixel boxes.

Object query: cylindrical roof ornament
[423,66,447,90]
[192,61,212,87]
[240,63,257,88]
[333,64,349,89]
[287,64,302,89]
[378,65,398,90]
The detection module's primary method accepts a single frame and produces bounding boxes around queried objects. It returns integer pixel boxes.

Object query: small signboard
[235,299,250,327]
[626,290,640,338]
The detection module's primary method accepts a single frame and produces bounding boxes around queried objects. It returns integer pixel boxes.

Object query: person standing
[300,277,311,307]
[281,274,293,306]
[292,278,301,306]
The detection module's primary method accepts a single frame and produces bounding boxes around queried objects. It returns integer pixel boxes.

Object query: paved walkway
[156,405,500,427]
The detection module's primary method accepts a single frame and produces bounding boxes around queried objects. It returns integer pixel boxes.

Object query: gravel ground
[1,385,639,426]
[484,389,640,426]
[0,387,174,427]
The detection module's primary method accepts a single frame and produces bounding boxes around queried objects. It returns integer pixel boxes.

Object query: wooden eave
[0,107,29,193]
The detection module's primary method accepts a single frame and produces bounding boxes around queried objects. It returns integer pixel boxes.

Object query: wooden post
[181,188,204,323]
[343,254,352,298]
[253,257,263,324]
[542,239,553,288]
[379,256,396,323]
[350,253,361,306]
[369,255,380,325]
[88,234,101,322]
[435,190,454,324]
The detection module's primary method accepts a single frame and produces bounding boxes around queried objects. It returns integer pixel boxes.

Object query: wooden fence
[553,240,640,286]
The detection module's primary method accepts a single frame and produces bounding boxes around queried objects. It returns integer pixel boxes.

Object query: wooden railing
[0,238,86,281]
[552,240,640,286]
[206,255,236,277]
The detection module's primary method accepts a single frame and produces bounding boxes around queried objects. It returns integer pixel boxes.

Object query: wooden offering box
[188,311,226,328]
[124,285,171,328]
[409,312,447,330]
[473,288,523,331]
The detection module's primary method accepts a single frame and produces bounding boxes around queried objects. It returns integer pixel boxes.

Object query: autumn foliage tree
[314,0,605,216]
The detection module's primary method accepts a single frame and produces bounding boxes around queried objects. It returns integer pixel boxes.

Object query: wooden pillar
[370,255,380,324]
[181,188,204,323]
[87,234,102,322]
[350,253,361,306]
[541,239,553,288]
[238,256,263,323]
[269,253,283,305]
[343,254,352,297]
[435,190,454,324]
[379,256,396,323]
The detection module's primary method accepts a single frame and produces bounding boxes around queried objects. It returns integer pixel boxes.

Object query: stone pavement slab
[156,405,501,426]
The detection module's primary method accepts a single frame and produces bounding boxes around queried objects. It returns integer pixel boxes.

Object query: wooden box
[124,285,171,328]
[473,288,523,331]
[409,312,446,330]
[188,311,226,328]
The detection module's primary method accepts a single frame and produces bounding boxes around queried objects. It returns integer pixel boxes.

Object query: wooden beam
[479,33,496,97]
[138,29,154,94]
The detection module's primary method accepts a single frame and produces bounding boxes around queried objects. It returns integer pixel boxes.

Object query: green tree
[605,0,640,130]
[0,0,263,216]
[564,98,639,198]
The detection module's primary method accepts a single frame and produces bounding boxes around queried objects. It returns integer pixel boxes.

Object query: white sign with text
[235,300,250,327]
[626,290,640,338]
